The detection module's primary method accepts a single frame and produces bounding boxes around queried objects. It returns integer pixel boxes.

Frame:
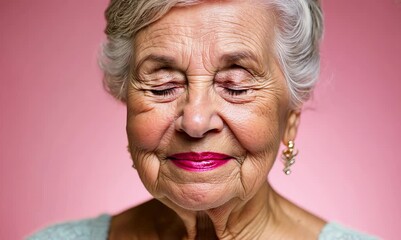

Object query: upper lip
[168,152,233,161]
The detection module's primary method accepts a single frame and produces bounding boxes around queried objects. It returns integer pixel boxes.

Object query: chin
[164,183,236,211]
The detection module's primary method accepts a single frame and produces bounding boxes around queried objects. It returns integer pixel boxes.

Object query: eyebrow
[219,51,260,66]
[136,54,176,69]
[135,51,262,71]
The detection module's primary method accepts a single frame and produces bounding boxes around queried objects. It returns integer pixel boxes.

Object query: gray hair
[99,0,324,109]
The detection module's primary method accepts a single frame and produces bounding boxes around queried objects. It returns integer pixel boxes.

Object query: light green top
[27,214,379,240]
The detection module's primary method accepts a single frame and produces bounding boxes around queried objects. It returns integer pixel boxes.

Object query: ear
[282,110,301,144]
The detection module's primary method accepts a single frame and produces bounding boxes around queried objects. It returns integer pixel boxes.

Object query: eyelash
[150,88,177,96]
[224,88,249,96]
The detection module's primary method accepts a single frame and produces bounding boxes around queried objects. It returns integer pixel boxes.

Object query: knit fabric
[27,214,379,240]
[319,222,379,240]
[27,214,110,240]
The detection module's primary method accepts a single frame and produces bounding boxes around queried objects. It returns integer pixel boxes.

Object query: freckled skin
[111,1,326,239]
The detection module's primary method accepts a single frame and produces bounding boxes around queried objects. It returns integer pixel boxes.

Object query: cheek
[223,103,283,154]
[126,102,176,197]
[221,101,285,194]
[126,101,176,151]
[127,115,161,150]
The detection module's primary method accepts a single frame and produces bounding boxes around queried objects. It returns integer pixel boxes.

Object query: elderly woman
[29,0,378,239]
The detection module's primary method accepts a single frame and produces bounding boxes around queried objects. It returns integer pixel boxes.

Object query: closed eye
[223,88,249,96]
[224,88,248,96]
[150,88,177,96]
[217,84,255,103]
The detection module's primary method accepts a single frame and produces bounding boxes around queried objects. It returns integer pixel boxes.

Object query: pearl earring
[282,140,298,175]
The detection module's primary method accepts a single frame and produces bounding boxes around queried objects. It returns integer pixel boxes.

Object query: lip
[168,152,232,172]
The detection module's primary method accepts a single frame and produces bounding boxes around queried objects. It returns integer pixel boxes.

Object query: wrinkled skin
[110,1,325,239]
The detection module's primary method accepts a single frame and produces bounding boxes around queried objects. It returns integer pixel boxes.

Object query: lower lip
[170,159,229,172]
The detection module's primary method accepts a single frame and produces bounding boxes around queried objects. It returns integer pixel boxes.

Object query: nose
[175,88,223,138]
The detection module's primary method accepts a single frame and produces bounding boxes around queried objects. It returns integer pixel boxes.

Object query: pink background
[1,0,400,239]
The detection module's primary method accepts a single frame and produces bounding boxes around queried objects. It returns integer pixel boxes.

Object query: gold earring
[282,140,298,175]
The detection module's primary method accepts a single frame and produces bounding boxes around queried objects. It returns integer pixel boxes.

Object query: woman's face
[127,1,297,210]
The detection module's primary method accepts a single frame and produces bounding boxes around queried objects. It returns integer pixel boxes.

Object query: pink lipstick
[168,152,232,172]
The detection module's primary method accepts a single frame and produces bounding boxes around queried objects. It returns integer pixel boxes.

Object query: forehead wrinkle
[216,4,276,54]
[218,27,269,51]
[207,16,274,72]
[137,26,190,52]
[186,49,215,77]
[134,26,193,72]
[134,1,276,78]
[141,13,214,41]
[216,13,273,47]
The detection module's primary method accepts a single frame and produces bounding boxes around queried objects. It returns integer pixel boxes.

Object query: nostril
[174,113,224,138]
[180,115,208,138]
[209,114,224,132]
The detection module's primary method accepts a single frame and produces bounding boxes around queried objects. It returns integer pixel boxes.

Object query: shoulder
[319,222,380,240]
[27,214,111,240]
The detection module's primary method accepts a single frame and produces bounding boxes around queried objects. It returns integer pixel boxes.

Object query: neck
[161,182,284,240]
